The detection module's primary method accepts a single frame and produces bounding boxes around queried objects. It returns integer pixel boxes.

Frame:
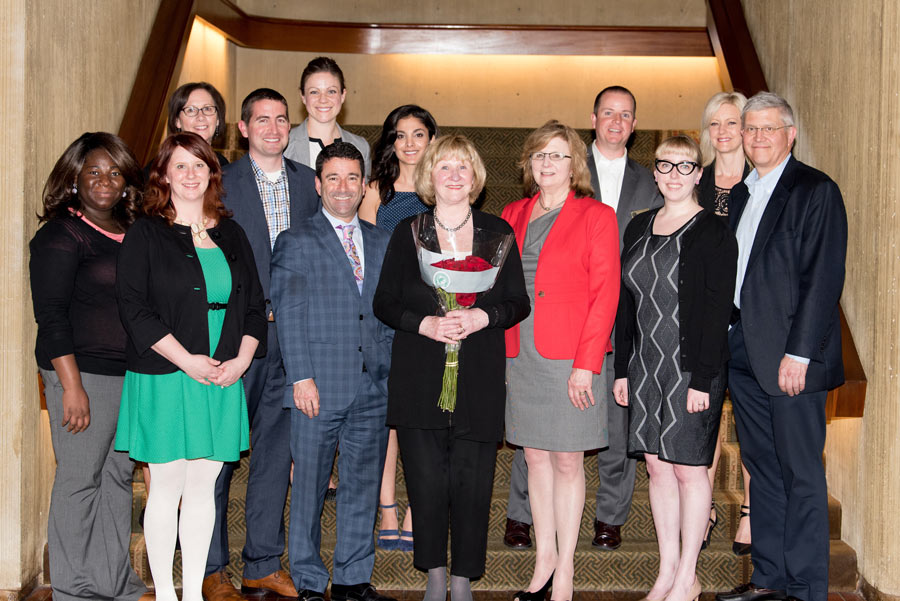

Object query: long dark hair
[167,82,227,144]
[39,132,142,229]
[371,105,439,205]
[143,133,231,225]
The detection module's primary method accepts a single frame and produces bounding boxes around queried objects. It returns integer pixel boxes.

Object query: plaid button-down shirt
[249,155,291,250]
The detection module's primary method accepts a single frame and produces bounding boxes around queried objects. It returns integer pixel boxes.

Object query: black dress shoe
[298,589,327,601]
[331,583,397,601]
[592,520,622,550]
[715,582,786,601]
[503,518,533,549]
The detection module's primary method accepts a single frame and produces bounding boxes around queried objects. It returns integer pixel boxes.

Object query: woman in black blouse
[697,92,753,555]
[29,132,147,601]
[373,135,529,601]
[613,136,737,601]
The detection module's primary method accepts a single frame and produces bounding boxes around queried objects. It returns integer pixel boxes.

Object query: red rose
[456,293,477,307]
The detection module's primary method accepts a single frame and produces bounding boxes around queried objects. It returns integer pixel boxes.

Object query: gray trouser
[505,350,637,526]
[42,369,146,601]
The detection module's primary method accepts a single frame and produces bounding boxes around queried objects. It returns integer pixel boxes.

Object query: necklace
[434,207,472,232]
[538,193,565,211]
[176,216,210,242]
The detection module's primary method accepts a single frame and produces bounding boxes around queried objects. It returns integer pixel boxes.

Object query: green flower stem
[436,288,460,412]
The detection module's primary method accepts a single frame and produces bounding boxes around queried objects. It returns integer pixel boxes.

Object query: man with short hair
[271,142,394,601]
[716,91,847,601]
[502,86,661,551]
[203,88,319,601]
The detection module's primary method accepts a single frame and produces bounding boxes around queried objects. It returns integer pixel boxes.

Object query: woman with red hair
[114,133,266,601]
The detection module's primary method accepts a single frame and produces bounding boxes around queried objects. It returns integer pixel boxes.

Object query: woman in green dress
[115,132,267,601]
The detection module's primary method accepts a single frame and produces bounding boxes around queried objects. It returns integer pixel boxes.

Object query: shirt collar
[248,154,286,182]
[594,148,628,169]
[745,153,791,195]
[323,209,361,232]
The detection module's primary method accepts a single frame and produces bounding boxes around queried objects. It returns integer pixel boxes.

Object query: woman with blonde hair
[502,120,620,601]
[697,91,753,555]
[614,135,737,601]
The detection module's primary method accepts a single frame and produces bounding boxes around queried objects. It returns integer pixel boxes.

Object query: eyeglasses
[742,125,790,136]
[181,105,218,117]
[530,152,572,162]
[655,159,699,175]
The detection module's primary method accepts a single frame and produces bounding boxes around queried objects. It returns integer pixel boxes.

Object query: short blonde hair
[414,134,486,206]
[699,91,748,166]
[518,120,593,198]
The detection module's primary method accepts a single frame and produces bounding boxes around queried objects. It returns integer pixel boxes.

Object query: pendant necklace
[434,207,472,232]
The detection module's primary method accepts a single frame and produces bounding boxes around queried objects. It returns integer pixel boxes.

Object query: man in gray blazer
[503,86,661,551]
[203,88,319,601]
[271,142,394,601]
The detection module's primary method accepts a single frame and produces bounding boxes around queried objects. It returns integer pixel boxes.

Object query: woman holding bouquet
[501,120,620,601]
[613,135,737,601]
[374,135,529,601]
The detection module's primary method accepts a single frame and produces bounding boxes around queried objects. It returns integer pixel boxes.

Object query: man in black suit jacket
[502,86,661,552]
[203,88,319,601]
[717,92,847,601]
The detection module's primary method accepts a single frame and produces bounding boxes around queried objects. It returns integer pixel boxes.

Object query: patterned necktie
[338,224,363,292]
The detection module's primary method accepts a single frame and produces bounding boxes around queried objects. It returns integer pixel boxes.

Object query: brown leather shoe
[138,593,156,601]
[202,571,243,601]
[503,517,533,548]
[592,520,622,550]
[242,569,299,597]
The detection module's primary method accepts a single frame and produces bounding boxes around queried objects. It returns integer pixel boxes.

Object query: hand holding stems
[418,308,489,344]
[567,367,595,410]
[293,379,320,417]
[49,354,91,433]
[613,378,628,407]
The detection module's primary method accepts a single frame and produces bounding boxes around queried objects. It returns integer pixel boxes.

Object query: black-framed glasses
[531,152,572,162]
[655,159,699,175]
[181,105,218,117]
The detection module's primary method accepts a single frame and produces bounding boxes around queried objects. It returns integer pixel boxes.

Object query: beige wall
[743,0,899,595]
[178,18,237,123]
[0,0,161,594]
[234,50,723,130]
[234,0,707,26]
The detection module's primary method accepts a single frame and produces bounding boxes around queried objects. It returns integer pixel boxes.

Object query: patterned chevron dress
[622,212,724,466]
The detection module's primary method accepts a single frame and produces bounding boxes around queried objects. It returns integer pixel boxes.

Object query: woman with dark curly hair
[114,133,266,601]
[29,131,148,601]
[359,104,439,551]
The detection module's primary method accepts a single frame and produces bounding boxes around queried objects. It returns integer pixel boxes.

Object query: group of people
[30,53,847,601]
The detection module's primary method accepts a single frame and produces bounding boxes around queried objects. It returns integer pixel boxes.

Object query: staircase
[127,398,857,593]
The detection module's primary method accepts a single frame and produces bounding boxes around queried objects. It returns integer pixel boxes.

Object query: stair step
[128,535,857,592]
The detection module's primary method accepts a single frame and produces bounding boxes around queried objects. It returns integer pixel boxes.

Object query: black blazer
[373,211,530,442]
[730,156,847,396]
[222,154,319,306]
[615,208,738,392]
[116,216,267,374]
[697,159,752,219]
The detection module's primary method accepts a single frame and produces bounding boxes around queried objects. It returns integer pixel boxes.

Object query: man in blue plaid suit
[270,141,395,601]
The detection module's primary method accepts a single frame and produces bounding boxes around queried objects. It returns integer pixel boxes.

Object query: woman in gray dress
[613,136,737,601]
[502,121,620,601]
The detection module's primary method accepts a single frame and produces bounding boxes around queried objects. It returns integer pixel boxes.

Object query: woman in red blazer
[501,121,619,601]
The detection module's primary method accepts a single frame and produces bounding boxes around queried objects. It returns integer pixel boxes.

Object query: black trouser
[397,426,497,578]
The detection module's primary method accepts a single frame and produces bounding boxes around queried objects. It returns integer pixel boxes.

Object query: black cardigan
[116,215,267,374]
[697,159,752,219]
[614,208,737,392]
[30,215,128,375]
[373,211,530,442]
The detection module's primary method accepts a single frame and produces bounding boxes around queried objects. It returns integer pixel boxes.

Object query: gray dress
[622,213,725,466]
[505,208,608,452]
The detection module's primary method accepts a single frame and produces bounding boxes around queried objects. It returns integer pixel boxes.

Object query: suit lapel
[238,157,272,259]
[744,159,796,274]
[315,211,363,297]
[618,159,640,220]
[360,222,384,303]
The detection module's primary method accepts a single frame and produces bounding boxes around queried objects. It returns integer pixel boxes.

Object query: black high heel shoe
[701,499,718,550]
[732,504,751,555]
[512,572,553,601]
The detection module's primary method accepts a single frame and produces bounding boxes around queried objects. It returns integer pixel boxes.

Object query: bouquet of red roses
[412,213,515,412]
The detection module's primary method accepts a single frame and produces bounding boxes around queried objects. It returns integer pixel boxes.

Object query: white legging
[145,458,223,601]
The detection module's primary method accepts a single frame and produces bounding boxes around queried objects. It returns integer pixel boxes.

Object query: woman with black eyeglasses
[166,82,229,167]
[612,135,737,601]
